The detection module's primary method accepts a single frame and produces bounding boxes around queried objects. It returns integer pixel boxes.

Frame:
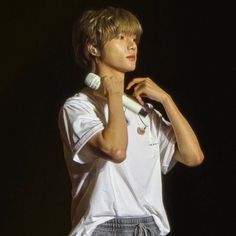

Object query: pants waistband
[102,216,155,225]
[95,216,158,231]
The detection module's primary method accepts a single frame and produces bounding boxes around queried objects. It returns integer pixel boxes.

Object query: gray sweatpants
[91,216,161,236]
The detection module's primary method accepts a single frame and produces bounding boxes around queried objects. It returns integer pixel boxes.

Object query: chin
[119,65,136,73]
[125,66,136,72]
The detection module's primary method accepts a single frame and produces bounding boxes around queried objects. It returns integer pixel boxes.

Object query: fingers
[126,78,147,90]
[101,76,124,96]
[132,83,146,105]
[126,77,151,105]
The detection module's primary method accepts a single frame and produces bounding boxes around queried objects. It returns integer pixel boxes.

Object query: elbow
[96,132,128,163]
[110,149,127,163]
[99,142,127,163]
[186,151,205,167]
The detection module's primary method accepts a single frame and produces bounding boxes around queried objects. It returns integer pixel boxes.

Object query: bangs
[96,8,143,46]
[115,12,143,41]
[116,17,142,42]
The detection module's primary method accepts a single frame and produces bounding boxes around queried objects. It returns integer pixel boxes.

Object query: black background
[1,0,235,235]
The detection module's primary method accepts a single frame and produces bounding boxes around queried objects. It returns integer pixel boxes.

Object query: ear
[88,44,100,57]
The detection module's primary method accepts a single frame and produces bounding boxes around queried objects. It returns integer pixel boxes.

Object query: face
[96,33,138,74]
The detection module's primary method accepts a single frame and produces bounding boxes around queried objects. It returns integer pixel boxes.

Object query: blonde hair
[72,6,143,71]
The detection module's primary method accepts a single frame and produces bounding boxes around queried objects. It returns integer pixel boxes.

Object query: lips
[126,55,136,61]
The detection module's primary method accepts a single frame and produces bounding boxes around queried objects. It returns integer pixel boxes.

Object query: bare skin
[127,78,204,166]
[85,33,204,166]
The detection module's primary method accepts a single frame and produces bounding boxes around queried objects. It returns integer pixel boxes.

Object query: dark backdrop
[1,0,235,235]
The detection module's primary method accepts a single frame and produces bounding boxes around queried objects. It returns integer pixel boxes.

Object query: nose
[127,38,137,51]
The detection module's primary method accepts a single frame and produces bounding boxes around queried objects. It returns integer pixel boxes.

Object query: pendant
[137,127,145,135]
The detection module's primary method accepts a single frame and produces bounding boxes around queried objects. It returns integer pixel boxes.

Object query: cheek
[100,42,126,65]
[104,49,123,62]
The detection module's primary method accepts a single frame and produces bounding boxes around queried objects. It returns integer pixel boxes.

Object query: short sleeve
[58,96,104,164]
[154,110,177,174]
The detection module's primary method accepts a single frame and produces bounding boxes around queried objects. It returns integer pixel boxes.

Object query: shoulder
[58,88,106,126]
[62,88,103,114]
[64,89,94,108]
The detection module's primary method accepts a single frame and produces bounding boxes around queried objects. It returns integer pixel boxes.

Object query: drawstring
[134,223,155,236]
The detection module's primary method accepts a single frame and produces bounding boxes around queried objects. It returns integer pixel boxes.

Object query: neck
[90,66,125,99]
[95,63,125,80]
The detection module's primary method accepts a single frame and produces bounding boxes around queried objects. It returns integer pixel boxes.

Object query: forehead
[103,18,141,44]
[115,18,140,35]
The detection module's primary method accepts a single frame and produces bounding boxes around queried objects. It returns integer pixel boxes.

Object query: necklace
[137,115,148,135]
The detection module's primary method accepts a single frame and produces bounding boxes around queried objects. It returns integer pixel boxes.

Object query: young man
[58,6,204,236]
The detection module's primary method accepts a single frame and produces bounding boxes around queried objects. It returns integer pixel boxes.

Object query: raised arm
[87,75,128,163]
[127,77,204,167]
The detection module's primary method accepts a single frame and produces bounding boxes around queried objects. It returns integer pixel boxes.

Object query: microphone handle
[122,94,147,117]
[84,73,147,117]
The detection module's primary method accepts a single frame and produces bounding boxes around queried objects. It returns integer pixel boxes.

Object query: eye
[117,34,125,40]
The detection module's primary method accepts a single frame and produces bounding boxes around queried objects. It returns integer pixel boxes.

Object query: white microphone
[84,73,147,117]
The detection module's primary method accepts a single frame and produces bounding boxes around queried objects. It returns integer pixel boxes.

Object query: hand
[126,77,169,105]
[101,76,124,97]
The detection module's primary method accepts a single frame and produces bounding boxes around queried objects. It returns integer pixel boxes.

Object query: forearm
[100,93,128,162]
[161,95,204,166]
[127,76,204,166]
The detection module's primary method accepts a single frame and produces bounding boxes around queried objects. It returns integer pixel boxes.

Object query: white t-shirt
[58,88,177,236]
